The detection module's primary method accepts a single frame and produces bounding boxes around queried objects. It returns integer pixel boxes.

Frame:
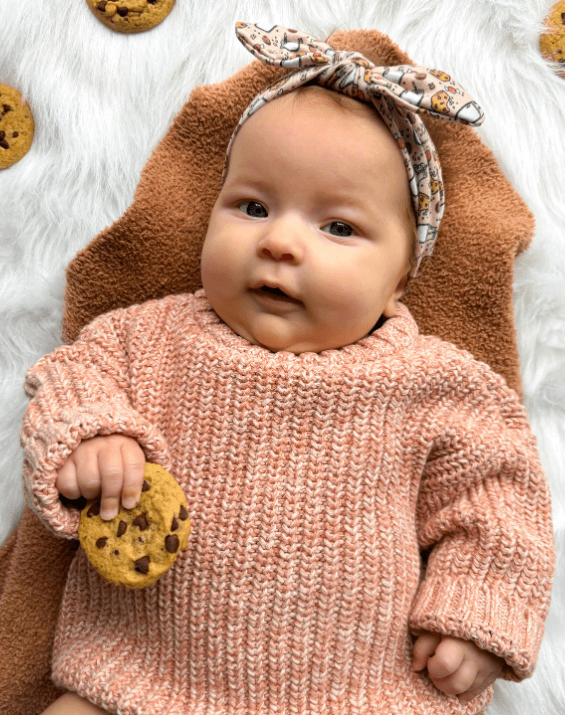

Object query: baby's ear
[382,272,410,318]
[398,271,411,296]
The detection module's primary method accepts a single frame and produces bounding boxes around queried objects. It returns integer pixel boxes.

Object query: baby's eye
[322,221,355,238]
[239,201,268,218]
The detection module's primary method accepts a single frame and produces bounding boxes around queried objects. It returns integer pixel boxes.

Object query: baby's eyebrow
[224,177,267,193]
[315,192,374,214]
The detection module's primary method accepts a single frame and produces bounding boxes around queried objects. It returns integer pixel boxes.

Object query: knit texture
[21,291,554,715]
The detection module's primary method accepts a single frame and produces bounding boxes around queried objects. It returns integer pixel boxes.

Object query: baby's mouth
[251,284,302,304]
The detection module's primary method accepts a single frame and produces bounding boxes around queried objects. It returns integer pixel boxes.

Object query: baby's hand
[412,632,504,704]
[56,435,146,521]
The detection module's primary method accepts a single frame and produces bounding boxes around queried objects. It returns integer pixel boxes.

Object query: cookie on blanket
[540,1,565,78]
[78,462,190,588]
[86,0,175,34]
[0,84,34,170]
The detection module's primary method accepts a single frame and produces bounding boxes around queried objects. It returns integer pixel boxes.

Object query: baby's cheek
[201,234,235,285]
[315,261,358,299]
[318,279,378,337]
[314,276,352,313]
[324,271,375,312]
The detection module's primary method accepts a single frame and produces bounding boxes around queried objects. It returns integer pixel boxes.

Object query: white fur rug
[1,1,563,713]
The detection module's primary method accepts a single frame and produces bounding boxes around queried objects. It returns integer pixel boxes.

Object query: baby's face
[201,91,413,354]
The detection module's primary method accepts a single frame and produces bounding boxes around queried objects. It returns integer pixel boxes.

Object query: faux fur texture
[0,1,563,714]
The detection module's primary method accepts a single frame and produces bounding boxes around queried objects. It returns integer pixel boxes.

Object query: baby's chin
[220,308,376,355]
[232,316,320,354]
[244,320,365,355]
[245,326,311,354]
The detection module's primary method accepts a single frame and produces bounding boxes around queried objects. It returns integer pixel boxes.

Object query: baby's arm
[408,355,555,686]
[21,302,172,538]
[412,632,503,704]
[56,434,146,521]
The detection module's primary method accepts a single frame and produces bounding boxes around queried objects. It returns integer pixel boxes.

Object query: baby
[24,23,554,715]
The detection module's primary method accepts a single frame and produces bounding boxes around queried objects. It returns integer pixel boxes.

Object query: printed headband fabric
[224,22,486,278]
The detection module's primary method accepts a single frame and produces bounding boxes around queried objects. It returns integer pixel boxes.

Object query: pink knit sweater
[21,289,554,715]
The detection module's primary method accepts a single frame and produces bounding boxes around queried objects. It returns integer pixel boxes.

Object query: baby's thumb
[412,632,442,671]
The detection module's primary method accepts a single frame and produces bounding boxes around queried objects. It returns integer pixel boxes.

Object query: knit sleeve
[20,303,172,540]
[408,358,555,682]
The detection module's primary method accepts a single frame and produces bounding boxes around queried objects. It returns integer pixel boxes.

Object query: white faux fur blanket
[0,1,563,713]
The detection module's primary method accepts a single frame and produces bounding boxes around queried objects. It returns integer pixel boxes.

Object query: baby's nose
[261,247,295,262]
[258,221,304,263]
[257,214,306,263]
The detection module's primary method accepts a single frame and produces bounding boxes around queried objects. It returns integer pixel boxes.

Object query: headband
[224,22,485,278]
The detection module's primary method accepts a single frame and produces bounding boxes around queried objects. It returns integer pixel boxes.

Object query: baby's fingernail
[122,497,137,510]
[101,508,118,521]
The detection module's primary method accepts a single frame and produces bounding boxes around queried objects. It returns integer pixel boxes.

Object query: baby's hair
[290,82,374,114]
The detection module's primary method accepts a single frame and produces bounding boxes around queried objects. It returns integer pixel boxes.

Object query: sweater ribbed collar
[192,288,418,367]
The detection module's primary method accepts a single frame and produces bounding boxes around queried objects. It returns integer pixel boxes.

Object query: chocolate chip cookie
[86,0,176,34]
[0,84,34,170]
[78,462,190,588]
[540,1,565,78]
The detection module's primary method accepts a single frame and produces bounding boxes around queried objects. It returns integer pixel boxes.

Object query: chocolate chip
[96,537,108,549]
[0,140,8,150]
[117,7,129,16]
[12,132,18,138]
[97,1,107,10]
[134,555,150,574]
[117,520,128,537]
[148,0,157,3]
[171,515,179,532]
[113,550,119,555]
[562,12,565,23]
[2,104,13,115]
[87,502,101,518]
[133,513,149,530]
[142,480,150,492]
[0,131,4,140]
[179,505,188,521]
[165,534,179,553]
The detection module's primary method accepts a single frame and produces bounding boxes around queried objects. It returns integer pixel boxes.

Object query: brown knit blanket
[0,29,534,715]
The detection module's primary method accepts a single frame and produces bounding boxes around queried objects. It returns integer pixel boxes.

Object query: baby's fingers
[458,671,498,704]
[430,658,479,698]
[98,438,145,520]
[412,632,442,672]
[73,448,105,502]
[98,445,127,521]
[119,440,146,510]
[56,458,81,500]
[426,639,465,680]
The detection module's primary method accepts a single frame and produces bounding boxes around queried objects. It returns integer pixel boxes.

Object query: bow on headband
[225,23,485,278]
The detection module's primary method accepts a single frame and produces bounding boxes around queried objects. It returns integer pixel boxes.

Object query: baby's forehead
[238,88,395,164]
[226,91,412,216]
[268,85,386,125]
[234,90,403,184]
